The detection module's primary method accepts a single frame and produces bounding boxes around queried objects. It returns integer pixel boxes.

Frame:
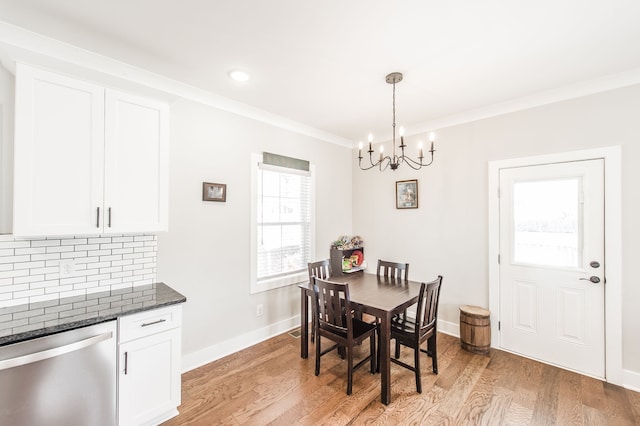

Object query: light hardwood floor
[163,331,640,425]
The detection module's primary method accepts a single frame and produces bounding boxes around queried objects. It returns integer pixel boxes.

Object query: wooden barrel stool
[459,305,491,355]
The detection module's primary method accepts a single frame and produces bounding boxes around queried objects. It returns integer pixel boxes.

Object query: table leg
[300,288,309,359]
[380,312,391,405]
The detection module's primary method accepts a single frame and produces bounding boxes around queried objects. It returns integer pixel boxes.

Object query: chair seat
[352,318,378,337]
[390,316,419,335]
[321,317,376,341]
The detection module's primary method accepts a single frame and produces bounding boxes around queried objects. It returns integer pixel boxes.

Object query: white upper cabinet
[13,63,168,236]
[104,90,168,234]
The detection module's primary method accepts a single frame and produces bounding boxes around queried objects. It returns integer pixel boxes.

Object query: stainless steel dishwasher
[0,320,117,426]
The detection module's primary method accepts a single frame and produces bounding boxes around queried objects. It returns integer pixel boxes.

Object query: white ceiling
[1,0,640,145]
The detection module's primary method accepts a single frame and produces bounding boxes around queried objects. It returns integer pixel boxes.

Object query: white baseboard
[623,369,640,392]
[183,316,460,373]
[181,315,300,373]
[438,319,459,338]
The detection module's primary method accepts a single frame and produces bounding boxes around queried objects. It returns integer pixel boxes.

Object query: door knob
[589,261,600,268]
[580,276,601,283]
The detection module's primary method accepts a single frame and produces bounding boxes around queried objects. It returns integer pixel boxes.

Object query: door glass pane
[513,178,580,268]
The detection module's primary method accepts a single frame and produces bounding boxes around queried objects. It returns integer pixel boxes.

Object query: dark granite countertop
[0,282,186,346]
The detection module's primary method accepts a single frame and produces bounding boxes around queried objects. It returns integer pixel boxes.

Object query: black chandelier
[358,72,436,171]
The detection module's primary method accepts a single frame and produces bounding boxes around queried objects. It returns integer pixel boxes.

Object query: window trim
[250,153,315,294]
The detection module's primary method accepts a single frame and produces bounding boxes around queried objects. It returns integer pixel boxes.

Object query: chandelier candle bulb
[418,141,424,159]
[358,141,363,157]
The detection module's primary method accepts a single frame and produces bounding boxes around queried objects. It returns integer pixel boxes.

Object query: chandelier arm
[402,151,435,169]
[358,155,381,170]
[379,158,391,171]
[359,153,397,171]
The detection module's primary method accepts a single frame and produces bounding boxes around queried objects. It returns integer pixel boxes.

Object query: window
[512,178,581,268]
[250,153,314,293]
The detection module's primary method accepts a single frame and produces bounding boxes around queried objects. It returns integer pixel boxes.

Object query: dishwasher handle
[0,331,113,371]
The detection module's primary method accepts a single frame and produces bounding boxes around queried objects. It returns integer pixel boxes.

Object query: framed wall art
[203,182,226,202]
[396,179,418,209]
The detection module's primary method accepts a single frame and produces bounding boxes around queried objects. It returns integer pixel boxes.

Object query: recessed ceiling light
[229,70,250,82]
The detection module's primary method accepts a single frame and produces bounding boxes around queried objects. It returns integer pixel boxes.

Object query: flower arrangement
[331,235,364,249]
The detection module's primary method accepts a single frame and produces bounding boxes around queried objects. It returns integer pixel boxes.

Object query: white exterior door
[498,159,605,378]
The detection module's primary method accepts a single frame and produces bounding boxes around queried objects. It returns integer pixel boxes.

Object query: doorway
[488,147,622,384]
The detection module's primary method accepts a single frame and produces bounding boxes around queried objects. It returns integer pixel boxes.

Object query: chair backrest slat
[313,277,351,337]
[308,259,332,282]
[416,276,443,336]
[377,259,409,281]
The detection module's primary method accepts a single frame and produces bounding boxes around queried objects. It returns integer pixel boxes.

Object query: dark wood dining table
[299,272,422,405]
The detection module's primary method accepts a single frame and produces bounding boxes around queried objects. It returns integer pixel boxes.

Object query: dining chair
[376,259,409,281]
[312,277,377,395]
[307,260,332,343]
[389,275,443,393]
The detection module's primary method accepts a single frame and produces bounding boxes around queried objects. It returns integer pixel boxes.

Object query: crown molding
[2,21,639,150]
[409,67,640,137]
[0,21,352,148]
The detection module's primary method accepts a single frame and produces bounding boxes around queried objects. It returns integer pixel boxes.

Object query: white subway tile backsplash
[14,288,45,298]
[61,251,86,259]
[0,241,29,249]
[0,255,31,264]
[88,237,114,244]
[14,274,45,285]
[15,247,46,256]
[61,238,87,246]
[112,248,134,255]
[0,234,157,307]
[112,236,134,243]
[0,269,30,280]
[123,242,144,248]
[75,244,100,252]
[31,240,61,247]
[46,246,75,254]
[100,254,123,262]
[88,249,112,257]
[32,253,62,261]
[100,243,123,250]
[14,261,46,270]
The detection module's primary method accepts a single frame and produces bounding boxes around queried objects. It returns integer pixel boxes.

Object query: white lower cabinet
[117,305,182,426]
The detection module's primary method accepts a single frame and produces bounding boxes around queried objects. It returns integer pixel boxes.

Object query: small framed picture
[203,182,226,202]
[396,179,418,209]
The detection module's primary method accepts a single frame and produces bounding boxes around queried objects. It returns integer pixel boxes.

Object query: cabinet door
[13,64,105,236]
[104,91,168,233]
[118,328,181,426]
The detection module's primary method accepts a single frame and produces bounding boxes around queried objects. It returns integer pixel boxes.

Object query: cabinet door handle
[141,318,167,328]
[124,351,128,375]
[108,207,112,228]
[96,207,100,228]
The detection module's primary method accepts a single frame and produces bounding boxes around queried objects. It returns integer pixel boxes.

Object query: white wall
[352,84,640,377]
[156,98,352,368]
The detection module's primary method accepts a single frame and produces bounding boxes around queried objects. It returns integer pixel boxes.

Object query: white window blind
[254,153,312,290]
